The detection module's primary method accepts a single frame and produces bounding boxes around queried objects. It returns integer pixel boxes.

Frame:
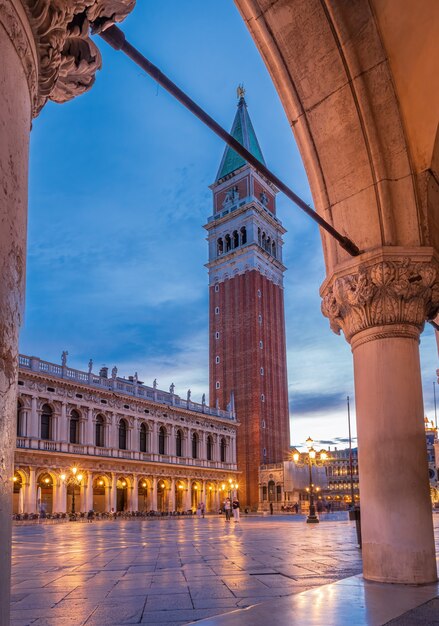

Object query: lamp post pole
[307,455,318,524]
[293,437,327,524]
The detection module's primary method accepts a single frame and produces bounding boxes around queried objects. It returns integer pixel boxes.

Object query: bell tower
[205,90,290,509]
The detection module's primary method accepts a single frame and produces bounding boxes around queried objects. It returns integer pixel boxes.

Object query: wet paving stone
[11,515,365,625]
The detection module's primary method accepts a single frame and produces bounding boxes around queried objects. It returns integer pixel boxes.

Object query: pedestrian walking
[232,498,240,522]
[196,503,201,518]
[224,498,232,521]
[270,501,274,515]
[87,509,94,523]
[200,501,205,518]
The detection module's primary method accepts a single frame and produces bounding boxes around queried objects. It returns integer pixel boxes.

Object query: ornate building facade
[205,93,290,509]
[13,354,238,515]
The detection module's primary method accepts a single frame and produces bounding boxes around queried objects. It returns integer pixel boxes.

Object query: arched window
[207,435,213,461]
[271,241,276,257]
[217,238,223,256]
[69,410,80,444]
[232,230,239,248]
[268,480,275,502]
[159,426,166,455]
[176,429,183,457]
[95,415,104,447]
[192,432,198,459]
[225,234,231,252]
[16,401,24,437]
[40,404,52,440]
[265,236,271,252]
[258,227,261,245]
[119,419,127,450]
[220,437,226,463]
[240,226,247,245]
[140,423,147,452]
[261,232,266,249]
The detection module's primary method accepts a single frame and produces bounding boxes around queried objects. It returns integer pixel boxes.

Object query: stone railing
[18,354,235,421]
[15,438,237,471]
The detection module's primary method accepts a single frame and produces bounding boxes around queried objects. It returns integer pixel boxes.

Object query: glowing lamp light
[160,483,165,488]
[292,452,299,462]
[194,485,198,490]
[309,448,316,460]
[320,452,327,461]
[60,474,66,481]
[99,480,104,486]
[72,467,78,475]
[121,481,126,487]
[305,436,313,449]
[178,484,183,489]
[13,476,17,482]
[209,486,212,491]
[142,483,147,488]
[44,478,50,484]
[221,483,226,490]
[78,474,83,482]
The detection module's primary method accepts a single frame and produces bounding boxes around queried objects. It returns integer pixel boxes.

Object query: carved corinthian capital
[22,0,135,116]
[321,252,439,344]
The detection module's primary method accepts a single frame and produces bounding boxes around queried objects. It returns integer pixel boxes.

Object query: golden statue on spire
[237,83,245,100]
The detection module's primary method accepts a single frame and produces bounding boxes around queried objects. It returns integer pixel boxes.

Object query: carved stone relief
[21,0,136,116]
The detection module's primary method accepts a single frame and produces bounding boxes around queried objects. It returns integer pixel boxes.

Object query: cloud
[289,390,347,415]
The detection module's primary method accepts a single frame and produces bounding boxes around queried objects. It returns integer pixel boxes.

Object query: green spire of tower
[216,87,266,181]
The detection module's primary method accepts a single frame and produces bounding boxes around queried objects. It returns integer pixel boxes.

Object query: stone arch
[12,468,27,515]
[137,476,152,511]
[156,477,170,512]
[236,0,439,585]
[93,474,111,512]
[205,481,216,512]
[236,0,438,266]
[175,479,187,512]
[36,470,57,514]
[191,480,202,511]
[116,475,131,511]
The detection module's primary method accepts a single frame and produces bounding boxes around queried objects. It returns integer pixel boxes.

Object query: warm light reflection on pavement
[12,515,427,625]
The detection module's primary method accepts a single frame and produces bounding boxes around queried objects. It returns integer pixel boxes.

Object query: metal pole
[306,457,318,523]
[71,482,75,516]
[97,25,361,258]
[347,395,355,508]
[434,382,437,430]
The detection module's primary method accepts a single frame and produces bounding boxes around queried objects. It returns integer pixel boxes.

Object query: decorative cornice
[321,256,439,343]
[21,0,135,116]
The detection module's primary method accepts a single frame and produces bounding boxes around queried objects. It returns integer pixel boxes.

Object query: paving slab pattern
[11,515,363,625]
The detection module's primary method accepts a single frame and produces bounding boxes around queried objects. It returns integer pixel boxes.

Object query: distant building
[325,447,360,509]
[259,446,359,513]
[206,91,290,509]
[13,354,238,515]
[259,460,327,513]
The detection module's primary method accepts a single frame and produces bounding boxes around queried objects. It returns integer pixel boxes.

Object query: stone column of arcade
[0,1,135,621]
[322,251,439,583]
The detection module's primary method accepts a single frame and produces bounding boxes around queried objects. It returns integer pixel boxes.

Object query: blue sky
[21,0,438,450]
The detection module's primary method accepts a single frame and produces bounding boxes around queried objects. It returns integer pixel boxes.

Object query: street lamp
[293,437,327,524]
[61,466,83,518]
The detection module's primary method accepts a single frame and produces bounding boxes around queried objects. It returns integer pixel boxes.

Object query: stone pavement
[11,514,362,625]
